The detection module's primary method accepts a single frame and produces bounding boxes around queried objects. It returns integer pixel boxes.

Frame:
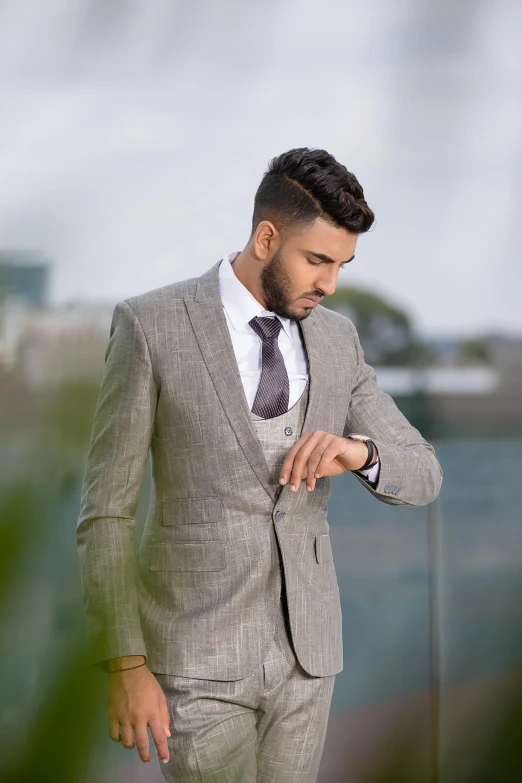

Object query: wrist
[107,655,146,673]
[362,444,379,470]
[351,441,370,471]
[345,435,379,471]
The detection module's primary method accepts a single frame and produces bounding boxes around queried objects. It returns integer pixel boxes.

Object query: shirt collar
[218,251,294,340]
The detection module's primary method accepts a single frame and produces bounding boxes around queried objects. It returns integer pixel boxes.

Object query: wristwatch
[346,433,378,471]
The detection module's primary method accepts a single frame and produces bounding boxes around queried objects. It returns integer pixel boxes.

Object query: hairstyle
[250,147,375,241]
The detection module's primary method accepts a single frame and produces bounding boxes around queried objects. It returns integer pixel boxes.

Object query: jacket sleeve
[343,320,443,506]
[76,300,158,667]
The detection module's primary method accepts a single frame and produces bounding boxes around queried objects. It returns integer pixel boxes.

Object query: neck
[230,248,270,310]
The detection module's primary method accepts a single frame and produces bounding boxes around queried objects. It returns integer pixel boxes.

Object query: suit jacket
[76,258,443,679]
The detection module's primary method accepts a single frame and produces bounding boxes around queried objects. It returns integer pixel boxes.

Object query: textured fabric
[155,598,335,783]
[76,257,443,679]
[250,381,309,478]
[220,251,379,483]
[248,316,290,418]
[153,383,334,781]
[218,251,305,410]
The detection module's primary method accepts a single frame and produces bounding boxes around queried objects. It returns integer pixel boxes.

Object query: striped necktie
[248,315,290,418]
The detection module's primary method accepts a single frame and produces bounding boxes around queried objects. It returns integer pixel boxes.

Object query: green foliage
[0,383,105,782]
[454,338,492,366]
[322,286,432,367]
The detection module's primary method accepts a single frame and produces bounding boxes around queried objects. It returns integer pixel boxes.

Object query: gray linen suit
[76,258,443,780]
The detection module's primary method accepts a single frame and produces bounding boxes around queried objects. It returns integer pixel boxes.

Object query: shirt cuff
[354,457,380,485]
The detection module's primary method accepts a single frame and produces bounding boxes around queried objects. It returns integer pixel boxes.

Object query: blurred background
[1,1,521,781]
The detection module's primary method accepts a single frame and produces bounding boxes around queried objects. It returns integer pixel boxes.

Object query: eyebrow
[306,250,355,265]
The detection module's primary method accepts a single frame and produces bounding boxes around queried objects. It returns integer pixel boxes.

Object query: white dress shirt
[218,251,380,485]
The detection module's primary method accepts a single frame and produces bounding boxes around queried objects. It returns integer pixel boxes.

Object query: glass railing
[325,439,522,782]
[1,437,521,781]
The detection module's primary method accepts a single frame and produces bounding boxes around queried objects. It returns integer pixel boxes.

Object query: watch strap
[355,439,377,471]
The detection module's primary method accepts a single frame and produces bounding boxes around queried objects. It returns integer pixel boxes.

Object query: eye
[307,258,347,270]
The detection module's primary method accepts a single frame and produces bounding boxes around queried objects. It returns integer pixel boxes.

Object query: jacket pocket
[149,541,226,572]
[314,532,339,594]
[161,497,224,541]
[315,532,334,563]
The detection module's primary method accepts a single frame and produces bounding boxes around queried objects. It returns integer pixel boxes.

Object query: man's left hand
[279,431,378,493]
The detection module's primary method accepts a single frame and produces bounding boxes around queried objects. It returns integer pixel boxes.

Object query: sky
[0,0,521,337]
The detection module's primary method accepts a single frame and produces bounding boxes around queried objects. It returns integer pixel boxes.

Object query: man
[76,147,442,782]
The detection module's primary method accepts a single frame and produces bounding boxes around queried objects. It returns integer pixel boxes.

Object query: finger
[309,436,338,487]
[150,717,170,765]
[279,433,312,486]
[289,432,324,491]
[302,437,329,490]
[159,696,171,737]
[134,724,151,764]
[108,714,121,742]
[309,434,339,487]
[279,448,299,486]
[120,723,135,750]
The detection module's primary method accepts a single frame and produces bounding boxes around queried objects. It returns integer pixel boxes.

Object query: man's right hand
[107,657,171,765]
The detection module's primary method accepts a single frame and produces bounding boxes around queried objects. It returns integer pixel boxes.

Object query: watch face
[349,434,369,442]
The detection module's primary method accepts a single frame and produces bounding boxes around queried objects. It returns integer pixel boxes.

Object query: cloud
[0,0,520,334]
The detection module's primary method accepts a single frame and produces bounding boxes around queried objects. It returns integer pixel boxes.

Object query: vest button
[275,510,286,521]
[284,426,293,436]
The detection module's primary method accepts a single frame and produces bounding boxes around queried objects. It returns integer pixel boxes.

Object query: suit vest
[250,380,310,602]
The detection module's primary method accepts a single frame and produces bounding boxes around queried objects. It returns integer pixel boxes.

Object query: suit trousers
[153,596,336,782]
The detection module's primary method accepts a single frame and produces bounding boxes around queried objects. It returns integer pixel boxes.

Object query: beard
[260,245,312,322]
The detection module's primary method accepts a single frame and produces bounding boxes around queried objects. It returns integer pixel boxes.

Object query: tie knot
[249,316,282,341]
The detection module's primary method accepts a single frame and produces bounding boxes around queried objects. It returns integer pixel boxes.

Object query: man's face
[260,217,358,321]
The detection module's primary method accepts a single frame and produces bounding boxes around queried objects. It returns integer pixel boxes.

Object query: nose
[315,269,339,297]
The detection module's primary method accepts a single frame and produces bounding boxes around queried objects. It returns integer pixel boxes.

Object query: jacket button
[275,510,286,521]
[284,426,293,436]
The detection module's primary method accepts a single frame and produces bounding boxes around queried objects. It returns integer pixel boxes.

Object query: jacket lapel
[184,259,332,502]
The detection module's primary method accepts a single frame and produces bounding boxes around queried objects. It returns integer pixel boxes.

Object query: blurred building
[0,248,115,385]
[424,336,522,437]
[0,250,520,436]
[0,251,50,371]
[374,335,522,438]
[14,302,114,388]
[0,250,50,308]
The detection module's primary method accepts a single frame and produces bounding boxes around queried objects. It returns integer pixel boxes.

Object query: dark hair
[250,147,375,240]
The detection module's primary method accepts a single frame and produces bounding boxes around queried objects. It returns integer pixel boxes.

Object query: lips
[303,296,320,304]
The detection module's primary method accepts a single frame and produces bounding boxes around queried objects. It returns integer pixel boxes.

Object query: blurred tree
[321,286,434,367]
[454,337,492,365]
[0,379,106,782]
